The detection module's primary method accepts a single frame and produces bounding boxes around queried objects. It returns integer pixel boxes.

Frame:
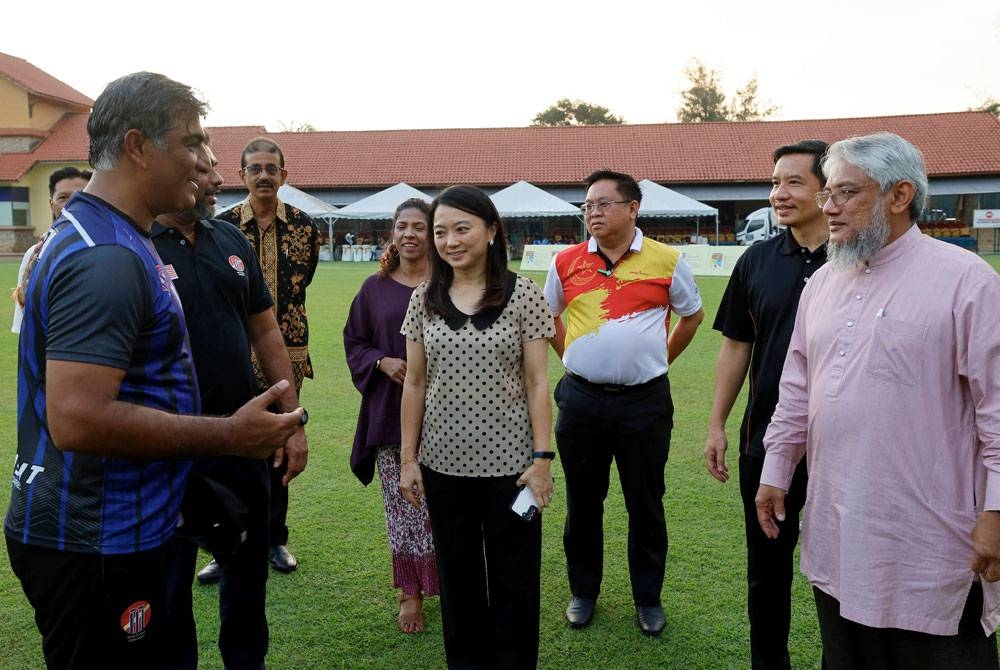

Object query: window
[0,187,31,227]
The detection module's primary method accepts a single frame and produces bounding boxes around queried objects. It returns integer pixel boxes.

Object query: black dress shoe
[268,545,298,573]
[196,558,220,585]
[565,596,596,629]
[636,605,665,636]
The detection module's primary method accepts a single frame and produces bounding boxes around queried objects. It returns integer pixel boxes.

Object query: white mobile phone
[511,485,539,522]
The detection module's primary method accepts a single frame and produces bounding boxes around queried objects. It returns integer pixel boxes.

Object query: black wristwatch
[532,451,556,460]
[299,408,309,426]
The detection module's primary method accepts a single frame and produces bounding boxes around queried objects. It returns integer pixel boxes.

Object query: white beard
[828,203,890,272]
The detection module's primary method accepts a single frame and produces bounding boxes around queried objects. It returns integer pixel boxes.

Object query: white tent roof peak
[637,179,718,218]
[489,181,582,218]
[216,183,338,219]
[334,183,433,220]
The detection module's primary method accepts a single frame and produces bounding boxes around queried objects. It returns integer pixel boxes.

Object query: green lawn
[1,254,998,669]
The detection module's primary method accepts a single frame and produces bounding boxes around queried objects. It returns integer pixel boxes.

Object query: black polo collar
[779,229,826,256]
[150,218,216,239]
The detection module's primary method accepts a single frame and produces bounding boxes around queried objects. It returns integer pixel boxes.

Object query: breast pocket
[864,317,928,386]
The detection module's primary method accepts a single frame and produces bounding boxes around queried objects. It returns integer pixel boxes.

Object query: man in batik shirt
[209,136,320,577]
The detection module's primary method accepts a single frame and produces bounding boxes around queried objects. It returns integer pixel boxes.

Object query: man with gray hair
[756,132,1000,668]
[4,72,304,669]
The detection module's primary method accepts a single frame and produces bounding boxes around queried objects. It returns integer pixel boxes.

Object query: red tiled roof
[3,112,999,189]
[0,113,89,180]
[0,52,92,110]
[204,112,1000,191]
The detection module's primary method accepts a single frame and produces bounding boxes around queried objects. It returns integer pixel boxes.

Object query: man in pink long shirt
[756,132,1000,669]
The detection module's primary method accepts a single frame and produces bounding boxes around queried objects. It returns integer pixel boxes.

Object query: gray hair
[88,72,208,171]
[822,132,928,221]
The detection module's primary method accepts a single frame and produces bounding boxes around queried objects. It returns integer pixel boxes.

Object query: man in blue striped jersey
[4,71,304,670]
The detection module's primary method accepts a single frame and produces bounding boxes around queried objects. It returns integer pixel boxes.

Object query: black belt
[566,372,667,394]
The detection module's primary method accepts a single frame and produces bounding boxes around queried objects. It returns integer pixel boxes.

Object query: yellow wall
[0,79,77,131]
[28,97,68,131]
[0,77,30,126]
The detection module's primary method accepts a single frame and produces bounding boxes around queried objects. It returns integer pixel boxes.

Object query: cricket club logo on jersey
[120,600,152,642]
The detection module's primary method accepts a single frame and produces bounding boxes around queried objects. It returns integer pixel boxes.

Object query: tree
[676,58,777,123]
[728,77,778,122]
[972,98,1000,118]
[676,60,728,122]
[277,120,317,132]
[532,99,624,126]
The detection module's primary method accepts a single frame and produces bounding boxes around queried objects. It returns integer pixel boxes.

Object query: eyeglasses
[814,184,879,208]
[580,199,631,214]
[242,163,285,176]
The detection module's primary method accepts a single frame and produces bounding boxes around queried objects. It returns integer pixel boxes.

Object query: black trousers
[269,456,289,546]
[164,456,271,670]
[739,452,809,670]
[554,373,673,606]
[422,466,542,670]
[7,536,171,669]
[814,584,999,670]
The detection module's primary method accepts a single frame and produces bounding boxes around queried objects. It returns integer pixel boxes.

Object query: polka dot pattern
[401,275,555,477]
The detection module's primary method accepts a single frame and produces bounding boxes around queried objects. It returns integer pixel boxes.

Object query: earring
[489,239,494,246]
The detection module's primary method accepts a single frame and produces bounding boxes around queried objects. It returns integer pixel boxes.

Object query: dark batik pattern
[219,199,320,392]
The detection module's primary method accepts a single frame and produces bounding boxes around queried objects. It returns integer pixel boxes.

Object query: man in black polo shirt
[154,147,307,669]
[704,140,829,670]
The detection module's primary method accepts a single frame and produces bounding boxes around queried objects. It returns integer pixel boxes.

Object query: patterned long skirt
[376,445,440,596]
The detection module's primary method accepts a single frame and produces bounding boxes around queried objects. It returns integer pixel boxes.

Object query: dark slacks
[268,455,289,546]
[7,536,171,669]
[554,374,673,606]
[422,466,542,670]
[814,584,999,670]
[164,456,271,670]
[739,452,809,670]
[162,538,198,670]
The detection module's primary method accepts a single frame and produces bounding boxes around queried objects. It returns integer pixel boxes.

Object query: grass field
[1,254,999,669]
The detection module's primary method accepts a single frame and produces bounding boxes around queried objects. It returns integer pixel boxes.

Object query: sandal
[398,592,424,634]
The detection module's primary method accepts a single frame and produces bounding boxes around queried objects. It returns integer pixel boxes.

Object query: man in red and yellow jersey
[543,170,704,637]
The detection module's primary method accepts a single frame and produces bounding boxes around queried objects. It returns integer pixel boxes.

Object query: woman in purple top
[344,198,438,633]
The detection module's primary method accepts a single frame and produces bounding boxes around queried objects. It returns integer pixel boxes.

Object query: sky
[6,0,999,132]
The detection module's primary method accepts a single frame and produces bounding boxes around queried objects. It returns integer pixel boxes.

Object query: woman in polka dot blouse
[399,185,555,669]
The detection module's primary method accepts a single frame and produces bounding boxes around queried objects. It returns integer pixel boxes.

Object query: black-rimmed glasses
[243,164,285,176]
[580,200,631,214]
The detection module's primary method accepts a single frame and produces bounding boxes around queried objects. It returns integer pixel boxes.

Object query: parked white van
[736,207,783,245]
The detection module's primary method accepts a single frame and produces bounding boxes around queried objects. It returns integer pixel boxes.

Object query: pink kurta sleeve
[957,267,1000,510]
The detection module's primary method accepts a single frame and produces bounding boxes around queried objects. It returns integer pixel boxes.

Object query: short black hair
[48,166,92,197]
[241,137,285,168]
[772,140,829,182]
[584,169,642,204]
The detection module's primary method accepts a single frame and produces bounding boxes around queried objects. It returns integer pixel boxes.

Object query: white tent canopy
[637,179,718,218]
[217,183,338,220]
[638,179,719,242]
[489,181,582,218]
[332,182,433,220]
